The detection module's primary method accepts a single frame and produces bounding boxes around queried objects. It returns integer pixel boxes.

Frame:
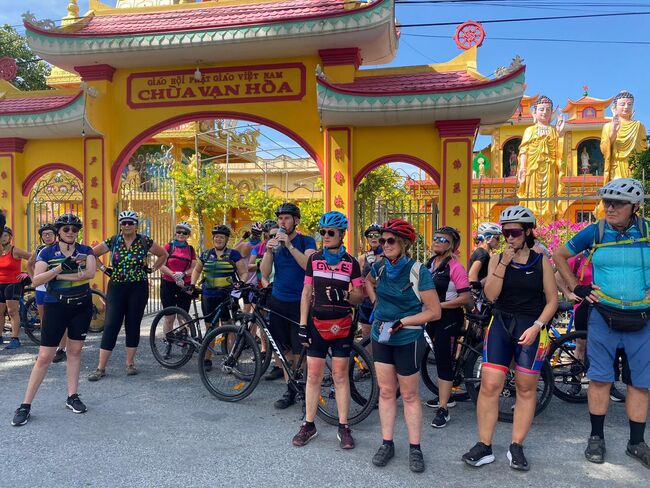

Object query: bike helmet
[251,221,264,234]
[54,213,83,230]
[319,211,348,230]
[2,226,12,236]
[275,202,301,219]
[38,223,57,237]
[262,219,278,232]
[477,222,502,237]
[599,177,644,205]
[435,226,461,252]
[175,221,192,233]
[118,210,139,224]
[380,218,416,242]
[364,223,381,237]
[212,224,231,237]
[499,205,536,228]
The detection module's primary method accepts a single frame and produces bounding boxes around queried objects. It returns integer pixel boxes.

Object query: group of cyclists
[2,176,649,472]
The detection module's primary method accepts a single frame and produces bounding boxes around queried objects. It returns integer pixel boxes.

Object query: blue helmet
[319,211,348,230]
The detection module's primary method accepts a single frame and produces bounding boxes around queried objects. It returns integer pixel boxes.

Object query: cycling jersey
[494,251,546,316]
[34,244,49,293]
[162,241,195,284]
[271,233,317,302]
[37,243,93,304]
[428,256,471,303]
[468,248,490,282]
[199,247,242,297]
[104,234,153,283]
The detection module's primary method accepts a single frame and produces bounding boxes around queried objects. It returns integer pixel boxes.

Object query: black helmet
[38,223,57,236]
[364,223,381,237]
[435,226,461,252]
[262,219,278,232]
[275,202,300,219]
[54,213,83,230]
[212,224,231,237]
[2,226,12,236]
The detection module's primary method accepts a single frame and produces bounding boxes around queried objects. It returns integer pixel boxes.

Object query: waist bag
[313,314,353,340]
[594,303,650,332]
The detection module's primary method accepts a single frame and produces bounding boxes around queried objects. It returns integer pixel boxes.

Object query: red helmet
[381,218,416,242]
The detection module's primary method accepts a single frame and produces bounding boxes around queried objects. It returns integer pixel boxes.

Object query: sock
[338,423,348,430]
[590,413,606,438]
[382,439,394,447]
[630,420,646,445]
[20,403,31,410]
[304,421,315,429]
[409,443,421,451]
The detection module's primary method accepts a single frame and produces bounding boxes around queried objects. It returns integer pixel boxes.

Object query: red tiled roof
[0,93,80,115]
[322,66,524,96]
[567,118,608,124]
[30,0,358,37]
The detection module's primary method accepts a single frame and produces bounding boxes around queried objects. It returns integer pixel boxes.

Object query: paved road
[2,319,648,487]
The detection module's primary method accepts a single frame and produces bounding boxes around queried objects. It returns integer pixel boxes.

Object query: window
[576,211,596,223]
[582,107,597,119]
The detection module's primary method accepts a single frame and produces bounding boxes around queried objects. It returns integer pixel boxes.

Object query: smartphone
[378,321,395,343]
[74,253,88,262]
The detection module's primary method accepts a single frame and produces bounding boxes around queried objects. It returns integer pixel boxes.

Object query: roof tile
[0,94,79,115]
[332,70,485,95]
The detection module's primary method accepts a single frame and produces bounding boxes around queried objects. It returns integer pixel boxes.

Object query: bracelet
[498,262,507,267]
[533,320,545,329]
[492,273,505,279]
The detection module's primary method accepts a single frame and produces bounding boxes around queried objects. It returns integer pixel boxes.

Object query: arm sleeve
[303,254,314,285]
[417,265,436,291]
[566,224,597,255]
[450,260,470,293]
[350,258,363,287]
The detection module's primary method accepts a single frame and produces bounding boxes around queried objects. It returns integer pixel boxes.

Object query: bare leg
[437,379,453,409]
[65,339,84,396]
[332,357,351,424]
[58,331,67,351]
[22,346,58,404]
[375,362,398,441]
[626,386,649,423]
[588,380,612,415]
[304,356,326,422]
[398,372,422,444]
[6,299,20,338]
[96,348,112,370]
[512,371,541,444]
[476,368,507,445]
[126,346,137,366]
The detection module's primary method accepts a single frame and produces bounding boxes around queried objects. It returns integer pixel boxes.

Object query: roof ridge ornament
[494,55,524,79]
[22,11,57,30]
[454,21,485,50]
[62,1,80,27]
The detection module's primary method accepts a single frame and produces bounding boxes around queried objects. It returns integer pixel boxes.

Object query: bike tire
[88,289,107,333]
[198,324,262,402]
[316,341,379,426]
[22,296,41,346]
[548,330,589,404]
[149,307,197,369]
[420,345,470,402]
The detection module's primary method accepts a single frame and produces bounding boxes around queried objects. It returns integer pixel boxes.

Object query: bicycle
[197,283,379,426]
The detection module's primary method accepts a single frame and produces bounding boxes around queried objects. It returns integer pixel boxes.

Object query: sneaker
[626,441,650,469]
[610,385,626,403]
[431,407,450,428]
[462,442,495,467]
[265,365,283,381]
[507,443,529,471]
[52,349,67,363]
[87,368,106,382]
[425,397,456,409]
[337,425,355,449]
[4,338,21,350]
[584,435,606,464]
[409,448,425,473]
[65,394,87,414]
[292,422,318,447]
[372,444,395,467]
[11,406,31,426]
[203,360,213,372]
[126,364,138,376]
[274,389,296,409]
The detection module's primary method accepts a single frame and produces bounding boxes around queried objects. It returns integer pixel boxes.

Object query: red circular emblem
[0,57,18,81]
[454,21,485,50]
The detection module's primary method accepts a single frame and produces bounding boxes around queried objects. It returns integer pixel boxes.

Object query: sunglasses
[120,221,136,226]
[319,229,338,237]
[378,237,397,246]
[176,230,189,236]
[602,199,631,209]
[432,236,450,244]
[61,226,80,233]
[366,232,381,239]
[503,228,525,238]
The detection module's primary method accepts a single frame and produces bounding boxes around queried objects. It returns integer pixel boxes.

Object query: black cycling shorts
[40,294,93,347]
[160,279,192,312]
[372,336,426,376]
[0,282,23,303]
[268,295,302,355]
[358,299,374,325]
[306,321,354,359]
[201,294,234,324]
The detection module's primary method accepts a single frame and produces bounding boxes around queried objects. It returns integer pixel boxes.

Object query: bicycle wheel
[548,331,589,403]
[316,341,378,426]
[198,324,262,402]
[21,296,42,346]
[88,289,107,333]
[464,345,554,423]
[149,307,197,369]
[420,345,470,402]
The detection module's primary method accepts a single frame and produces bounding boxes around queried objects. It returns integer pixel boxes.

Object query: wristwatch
[287,244,295,251]
[533,320,545,329]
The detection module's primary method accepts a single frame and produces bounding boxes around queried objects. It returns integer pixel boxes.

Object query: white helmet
[599,178,644,205]
[118,210,139,224]
[477,222,502,237]
[499,205,536,228]
[176,221,192,233]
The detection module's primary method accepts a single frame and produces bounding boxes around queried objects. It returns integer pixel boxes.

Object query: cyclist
[11,213,96,426]
[358,223,383,344]
[462,205,558,471]
[424,227,472,427]
[189,224,248,371]
[554,178,650,468]
[159,221,197,339]
[365,218,441,473]
[0,226,32,349]
[293,211,364,449]
[260,202,317,409]
[88,210,168,380]
[468,222,502,294]
[236,221,263,312]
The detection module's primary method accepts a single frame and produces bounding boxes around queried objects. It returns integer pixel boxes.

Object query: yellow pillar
[0,138,27,247]
[324,127,354,248]
[436,120,480,266]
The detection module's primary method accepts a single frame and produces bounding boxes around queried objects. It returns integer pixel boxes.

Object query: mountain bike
[198,283,379,426]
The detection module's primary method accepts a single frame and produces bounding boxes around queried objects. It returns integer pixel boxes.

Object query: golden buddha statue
[600,91,647,181]
[516,95,565,224]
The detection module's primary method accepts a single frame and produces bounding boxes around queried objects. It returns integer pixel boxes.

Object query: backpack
[374,259,423,302]
[166,241,196,272]
[109,233,153,268]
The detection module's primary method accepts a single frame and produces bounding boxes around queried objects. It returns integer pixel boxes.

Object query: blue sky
[2,1,649,178]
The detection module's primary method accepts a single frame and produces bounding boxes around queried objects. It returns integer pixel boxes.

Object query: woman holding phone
[365,218,441,473]
[12,213,96,426]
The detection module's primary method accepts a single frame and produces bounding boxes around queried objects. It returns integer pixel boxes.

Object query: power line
[403,33,650,45]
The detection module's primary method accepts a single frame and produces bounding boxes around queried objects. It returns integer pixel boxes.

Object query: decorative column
[324,127,354,247]
[0,138,27,245]
[436,120,480,265]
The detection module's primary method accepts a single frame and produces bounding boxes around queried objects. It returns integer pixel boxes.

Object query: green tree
[241,189,283,222]
[630,136,650,214]
[0,25,51,91]
[355,165,409,210]
[297,197,324,236]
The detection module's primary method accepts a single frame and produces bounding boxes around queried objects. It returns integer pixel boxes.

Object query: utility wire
[403,33,650,45]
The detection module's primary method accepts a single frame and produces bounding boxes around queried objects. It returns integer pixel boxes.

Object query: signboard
[127,63,306,108]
